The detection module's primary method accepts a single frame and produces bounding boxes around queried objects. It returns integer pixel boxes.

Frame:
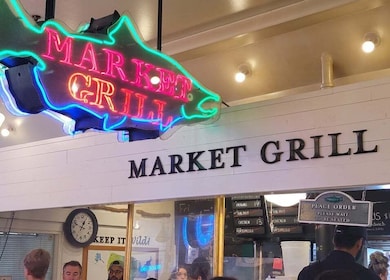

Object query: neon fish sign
[0,0,221,139]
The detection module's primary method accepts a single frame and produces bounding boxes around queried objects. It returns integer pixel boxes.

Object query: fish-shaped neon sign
[0,0,221,139]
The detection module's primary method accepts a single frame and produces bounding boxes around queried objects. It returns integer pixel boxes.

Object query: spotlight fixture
[234,64,252,83]
[150,76,160,85]
[1,127,11,137]
[362,32,381,53]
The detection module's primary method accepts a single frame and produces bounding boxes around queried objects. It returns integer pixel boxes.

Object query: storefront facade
[1,76,390,211]
[0,72,390,280]
[1,1,390,278]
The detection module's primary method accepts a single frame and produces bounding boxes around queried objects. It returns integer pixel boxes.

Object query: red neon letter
[153,99,172,126]
[90,77,116,112]
[102,48,128,81]
[42,28,73,65]
[174,75,192,101]
[130,59,154,90]
[68,73,93,102]
[74,42,99,73]
[120,88,147,118]
[156,67,175,96]
[68,73,116,113]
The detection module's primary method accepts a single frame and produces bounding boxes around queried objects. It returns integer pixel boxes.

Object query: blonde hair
[368,251,389,277]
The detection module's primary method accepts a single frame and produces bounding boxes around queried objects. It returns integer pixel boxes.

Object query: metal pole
[45,0,55,20]
[157,0,163,51]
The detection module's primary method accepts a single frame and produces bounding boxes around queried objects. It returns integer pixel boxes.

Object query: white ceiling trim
[162,0,355,55]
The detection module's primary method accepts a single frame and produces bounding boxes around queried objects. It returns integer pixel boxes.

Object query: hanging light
[361,32,381,53]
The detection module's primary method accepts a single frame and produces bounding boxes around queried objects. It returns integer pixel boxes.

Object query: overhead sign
[298,191,373,227]
[0,0,221,140]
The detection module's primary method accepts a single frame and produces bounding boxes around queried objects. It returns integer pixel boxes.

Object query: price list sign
[368,201,390,236]
[231,195,267,238]
[270,206,303,235]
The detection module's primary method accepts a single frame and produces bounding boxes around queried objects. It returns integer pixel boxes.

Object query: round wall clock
[63,208,98,247]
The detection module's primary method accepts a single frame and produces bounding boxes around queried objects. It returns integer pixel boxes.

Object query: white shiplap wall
[1,77,390,212]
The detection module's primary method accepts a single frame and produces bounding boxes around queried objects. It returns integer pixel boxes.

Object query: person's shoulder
[298,261,322,280]
[353,264,381,280]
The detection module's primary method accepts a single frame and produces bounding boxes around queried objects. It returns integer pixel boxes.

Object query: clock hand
[79,219,87,231]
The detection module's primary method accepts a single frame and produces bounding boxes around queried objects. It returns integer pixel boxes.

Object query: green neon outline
[6,0,221,127]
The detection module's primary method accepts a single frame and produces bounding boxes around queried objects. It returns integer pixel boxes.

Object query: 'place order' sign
[298,191,373,227]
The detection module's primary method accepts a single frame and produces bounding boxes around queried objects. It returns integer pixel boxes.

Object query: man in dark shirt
[298,225,380,280]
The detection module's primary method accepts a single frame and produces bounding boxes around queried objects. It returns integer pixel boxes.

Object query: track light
[235,64,252,83]
[362,32,381,53]
[1,127,12,137]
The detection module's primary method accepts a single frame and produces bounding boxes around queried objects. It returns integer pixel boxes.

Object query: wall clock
[63,208,98,247]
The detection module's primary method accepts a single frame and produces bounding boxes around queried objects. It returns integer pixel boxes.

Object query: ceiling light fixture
[150,76,160,85]
[235,64,252,83]
[362,32,381,53]
[1,127,12,137]
[264,193,307,207]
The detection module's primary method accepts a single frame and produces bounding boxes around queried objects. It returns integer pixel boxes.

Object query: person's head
[333,225,367,258]
[108,260,124,280]
[23,248,51,280]
[209,277,237,280]
[63,261,82,280]
[189,257,210,280]
[368,251,389,280]
[171,265,188,280]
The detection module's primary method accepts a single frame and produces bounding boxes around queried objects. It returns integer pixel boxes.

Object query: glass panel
[0,233,54,280]
[130,198,214,280]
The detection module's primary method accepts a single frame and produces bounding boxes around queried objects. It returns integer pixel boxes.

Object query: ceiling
[1,0,390,147]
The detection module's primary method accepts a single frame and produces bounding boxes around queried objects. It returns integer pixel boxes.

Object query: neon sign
[182,215,214,249]
[0,0,221,139]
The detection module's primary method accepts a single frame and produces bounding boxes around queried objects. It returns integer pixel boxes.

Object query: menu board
[269,206,303,235]
[368,201,390,236]
[231,195,268,238]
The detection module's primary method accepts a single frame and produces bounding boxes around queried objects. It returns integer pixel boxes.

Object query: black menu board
[368,201,390,236]
[231,195,268,238]
[269,205,303,235]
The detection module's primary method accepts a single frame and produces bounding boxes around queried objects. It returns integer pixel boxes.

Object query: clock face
[71,212,94,243]
[64,208,98,247]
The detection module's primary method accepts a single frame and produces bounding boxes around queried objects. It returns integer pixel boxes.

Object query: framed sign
[82,245,160,280]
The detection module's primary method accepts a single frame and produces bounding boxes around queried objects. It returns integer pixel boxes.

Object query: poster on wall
[82,245,160,280]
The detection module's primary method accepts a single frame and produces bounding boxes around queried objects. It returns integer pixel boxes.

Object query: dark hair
[109,260,124,270]
[170,265,188,279]
[23,248,51,279]
[189,257,210,280]
[63,260,82,272]
[333,226,366,249]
